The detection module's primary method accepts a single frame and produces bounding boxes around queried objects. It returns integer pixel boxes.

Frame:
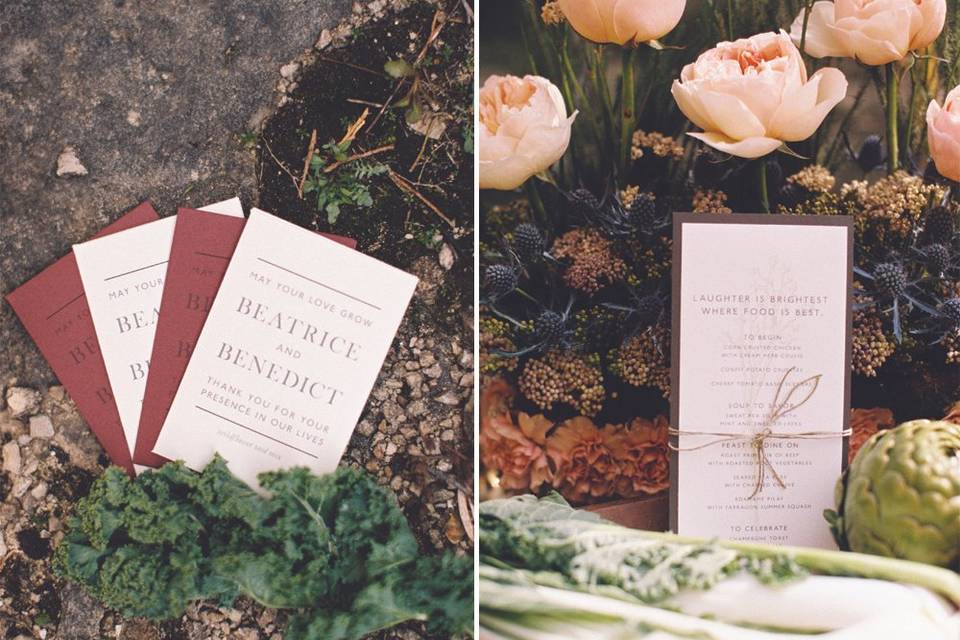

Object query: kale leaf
[54,457,473,638]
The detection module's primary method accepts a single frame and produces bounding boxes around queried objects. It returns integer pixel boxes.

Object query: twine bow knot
[670,367,851,499]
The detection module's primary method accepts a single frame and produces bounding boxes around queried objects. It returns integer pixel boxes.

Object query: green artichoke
[826,419,960,569]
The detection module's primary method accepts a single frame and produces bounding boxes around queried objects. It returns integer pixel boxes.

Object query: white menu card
[670,213,852,548]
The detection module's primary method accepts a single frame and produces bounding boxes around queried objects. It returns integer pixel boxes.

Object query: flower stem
[759,160,770,213]
[886,62,900,173]
[727,0,734,39]
[799,1,814,56]
[589,46,616,162]
[525,179,549,229]
[514,288,540,305]
[619,46,639,179]
[560,34,604,158]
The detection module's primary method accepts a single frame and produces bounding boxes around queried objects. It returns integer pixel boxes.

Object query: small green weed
[302,139,389,224]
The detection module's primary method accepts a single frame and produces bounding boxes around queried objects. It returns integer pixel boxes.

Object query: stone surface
[55,146,87,177]
[28,415,54,439]
[6,388,41,418]
[57,583,105,640]
[2,442,21,474]
[0,0,353,387]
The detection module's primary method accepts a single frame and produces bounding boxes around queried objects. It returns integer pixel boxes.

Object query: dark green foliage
[54,458,472,639]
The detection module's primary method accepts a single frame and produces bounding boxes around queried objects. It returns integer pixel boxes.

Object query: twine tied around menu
[668,367,851,499]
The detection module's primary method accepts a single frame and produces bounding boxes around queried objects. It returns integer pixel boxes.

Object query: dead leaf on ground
[408,110,448,139]
[456,487,474,545]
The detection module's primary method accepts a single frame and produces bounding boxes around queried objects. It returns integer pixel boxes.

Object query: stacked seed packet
[7,199,417,489]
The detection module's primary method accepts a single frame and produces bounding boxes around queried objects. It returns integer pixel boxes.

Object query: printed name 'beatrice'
[235,295,363,360]
[207,295,360,406]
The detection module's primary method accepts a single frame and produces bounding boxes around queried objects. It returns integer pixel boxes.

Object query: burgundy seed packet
[6,202,160,475]
[133,207,356,468]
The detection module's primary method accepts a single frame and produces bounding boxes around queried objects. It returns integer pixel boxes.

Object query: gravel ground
[0,1,474,638]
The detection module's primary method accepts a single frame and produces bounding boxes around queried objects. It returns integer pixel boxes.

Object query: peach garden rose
[671,31,848,159]
[479,74,576,191]
[556,0,686,46]
[789,0,945,66]
[927,86,960,183]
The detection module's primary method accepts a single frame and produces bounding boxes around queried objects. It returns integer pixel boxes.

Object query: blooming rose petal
[695,90,766,140]
[837,7,915,64]
[688,132,783,159]
[790,2,852,59]
[611,0,687,45]
[479,75,576,190]
[913,0,947,50]
[671,79,718,133]
[927,88,960,183]
[558,0,686,45]
[769,67,848,141]
[790,0,944,65]
[675,31,845,159]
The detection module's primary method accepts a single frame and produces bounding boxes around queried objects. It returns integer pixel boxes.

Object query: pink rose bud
[671,31,848,159]
[479,75,577,191]
[790,0,946,65]
[927,86,960,183]
[556,0,686,46]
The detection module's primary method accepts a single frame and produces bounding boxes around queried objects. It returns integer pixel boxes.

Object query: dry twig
[316,55,385,77]
[323,144,395,174]
[297,128,318,198]
[262,137,299,192]
[389,169,456,229]
[340,108,369,146]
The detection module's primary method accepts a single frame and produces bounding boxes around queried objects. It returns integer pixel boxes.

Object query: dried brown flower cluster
[553,227,627,294]
[622,235,672,282]
[620,184,640,208]
[779,190,848,217]
[519,350,605,416]
[853,171,943,249]
[480,316,518,376]
[610,326,671,397]
[692,188,732,214]
[631,130,685,160]
[942,329,960,364]
[787,165,836,193]
[851,311,895,377]
[540,0,565,25]
[480,378,671,503]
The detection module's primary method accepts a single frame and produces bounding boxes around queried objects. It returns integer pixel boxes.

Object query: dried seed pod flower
[631,130,685,160]
[519,350,605,416]
[787,165,836,194]
[609,326,671,397]
[692,188,732,214]
[851,311,895,377]
[480,316,519,377]
[541,0,565,25]
[552,227,627,295]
